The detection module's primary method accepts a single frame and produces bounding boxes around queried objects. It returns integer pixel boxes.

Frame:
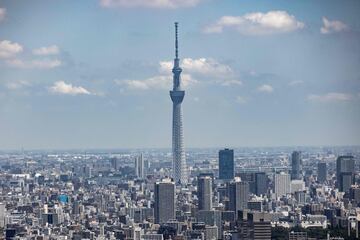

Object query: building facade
[197,176,213,211]
[154,179,175,224]
[219,148,234,180]
[291,151,302,180]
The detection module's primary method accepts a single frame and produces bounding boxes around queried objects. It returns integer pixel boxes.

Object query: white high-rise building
[170,22,187,185]
[135,154,144,179]
[291,180,305,193]
[0,203,6,228]
[274,172,291,198]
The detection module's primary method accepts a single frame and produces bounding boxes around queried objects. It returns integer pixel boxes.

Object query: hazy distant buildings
[317,162,327,183]
[228,178,249,215]
[135,154,144,179]
[170,22,187,184]
[154,179,175,224]
[197,176,212,211]
[291,151,302,180]
[274,172,291,198]
[336,156,355,192]
[111,158,121,171]
[219,148,234,180]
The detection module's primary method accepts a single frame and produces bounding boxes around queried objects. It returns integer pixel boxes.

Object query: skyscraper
[336,156,355,192]
[219,148,234,180]
[197,210,222,239]
[170,22,187,185]
[228,178,249,215]
[291,151,302,180]
[238,211,272,240]
[255,172,268,196]
[274,172,291,198]
[154,178,175,224]
[197,176,213,211]
[317,162,327,183]
[135,154,144,179]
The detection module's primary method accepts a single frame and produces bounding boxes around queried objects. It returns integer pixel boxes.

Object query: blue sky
[0,0,359,150]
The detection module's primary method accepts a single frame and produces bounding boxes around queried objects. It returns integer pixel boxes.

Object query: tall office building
[336,156,355,192]
[219,148,234,180]
[290,180,305,193]
[274,172,291,198]
[317,162,327,183]
[197,210,222,239]
[197,176,213,211]
[0,203,5,228]
[238,210,271,240]
[154,179,175,224]
[170,22,187,185]
[135,154,144,179]
[255,172,268,196]
[291,151,302,180]
[228,178,249,215]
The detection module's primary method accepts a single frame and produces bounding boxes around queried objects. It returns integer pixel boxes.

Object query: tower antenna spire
[175,22,179,59]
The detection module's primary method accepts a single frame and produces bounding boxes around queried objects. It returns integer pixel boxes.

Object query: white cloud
[5,80,31,90]
[7,58,62,69]
[0,8,6,22]
[116,74,196,90]
[257,84,274,93]
[99,0,200,8]
[0,40,23,58]
[118,57,238,91]
[218,79,242,86]
[49,81,91,95]
[307,92,352,103]
[288,80,304,86]
[160,58,233,77]
[160,58,242,87]
[320,17,348,34]
[33,45,60,56]
[236,96,247,104]
[204,11,304,35]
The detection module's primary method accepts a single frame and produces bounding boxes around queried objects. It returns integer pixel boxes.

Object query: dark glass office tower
[317,162,327,183]
[336,156,355,192]
[219,148,234,180]
[291,151,302,180]
[255,172,268,196]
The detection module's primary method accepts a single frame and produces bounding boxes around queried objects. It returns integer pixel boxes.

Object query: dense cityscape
[0,147,359,239]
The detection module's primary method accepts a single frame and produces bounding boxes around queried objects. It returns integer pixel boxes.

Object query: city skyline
[0,0,360,150]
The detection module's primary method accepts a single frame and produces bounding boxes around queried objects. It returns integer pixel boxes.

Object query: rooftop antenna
[175,22,179,59]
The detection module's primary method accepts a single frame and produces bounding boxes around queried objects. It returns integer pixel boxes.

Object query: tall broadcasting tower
[170,22,187,185]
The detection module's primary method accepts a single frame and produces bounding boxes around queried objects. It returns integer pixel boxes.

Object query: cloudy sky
[0,0,359,150]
